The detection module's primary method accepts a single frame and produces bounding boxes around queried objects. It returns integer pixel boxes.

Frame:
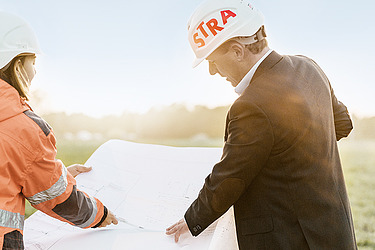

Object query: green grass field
[25,139,375,248]
[338,140,375,249]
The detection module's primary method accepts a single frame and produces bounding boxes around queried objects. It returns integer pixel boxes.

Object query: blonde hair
[0,55,32,100]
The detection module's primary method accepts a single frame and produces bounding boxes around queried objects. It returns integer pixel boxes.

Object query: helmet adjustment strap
[231,26,267,45]
[254,25,267,41]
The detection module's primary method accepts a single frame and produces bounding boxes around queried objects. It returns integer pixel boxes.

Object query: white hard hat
[188,0,264,68]
[0,11,41,69]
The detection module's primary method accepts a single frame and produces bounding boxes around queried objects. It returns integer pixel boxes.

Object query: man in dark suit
[166,0,357,249]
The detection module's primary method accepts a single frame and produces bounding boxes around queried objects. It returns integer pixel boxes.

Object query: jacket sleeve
[307,57,353,141]
[184,101,274,236]
[22,131,106,229]
[330,87,353,141]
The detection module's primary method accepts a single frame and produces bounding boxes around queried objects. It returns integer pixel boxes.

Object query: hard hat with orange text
[188,0,264,68]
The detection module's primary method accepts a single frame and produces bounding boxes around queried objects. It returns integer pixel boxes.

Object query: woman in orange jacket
[0,11,117,249]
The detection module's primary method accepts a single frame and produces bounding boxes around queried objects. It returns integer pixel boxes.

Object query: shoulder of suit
[229,98,268,117]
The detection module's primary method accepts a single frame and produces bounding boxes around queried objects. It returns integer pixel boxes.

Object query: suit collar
[235,49,273,95]
[251,51,283,84]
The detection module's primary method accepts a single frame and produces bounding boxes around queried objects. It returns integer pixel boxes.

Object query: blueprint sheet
[24,140,239,250]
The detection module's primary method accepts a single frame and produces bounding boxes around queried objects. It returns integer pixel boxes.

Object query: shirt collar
[234,49,273,95]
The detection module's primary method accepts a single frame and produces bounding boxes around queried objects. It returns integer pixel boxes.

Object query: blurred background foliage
[37,104,375,143]
[41,104,228,142]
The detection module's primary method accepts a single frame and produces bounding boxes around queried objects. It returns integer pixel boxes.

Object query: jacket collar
[0,79,29,122]
[250,51,283,84]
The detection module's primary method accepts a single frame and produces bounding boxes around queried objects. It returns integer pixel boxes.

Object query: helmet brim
[192,57,204,68]
[0,48,41,70]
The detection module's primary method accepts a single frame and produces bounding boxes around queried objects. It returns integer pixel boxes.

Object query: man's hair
[245,39,268,54]
[220,25,268,55]
[218,37,268,56]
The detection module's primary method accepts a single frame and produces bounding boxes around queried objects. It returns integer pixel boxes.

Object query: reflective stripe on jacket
[0,79,105,249]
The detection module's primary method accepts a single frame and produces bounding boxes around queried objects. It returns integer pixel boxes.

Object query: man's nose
[209,62,218,75]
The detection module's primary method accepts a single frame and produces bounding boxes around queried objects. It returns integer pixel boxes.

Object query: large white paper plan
[24,139,239,250]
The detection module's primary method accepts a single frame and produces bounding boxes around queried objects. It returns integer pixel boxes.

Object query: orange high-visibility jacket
[0,79,106,249]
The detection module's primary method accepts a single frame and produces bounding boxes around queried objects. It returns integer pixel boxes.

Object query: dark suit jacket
[185,51,357,249]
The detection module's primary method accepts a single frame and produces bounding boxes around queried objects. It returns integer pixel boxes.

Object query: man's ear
[229,42,246,62]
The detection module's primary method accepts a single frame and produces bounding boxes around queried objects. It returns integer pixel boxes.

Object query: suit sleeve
[306,57,353,141]
[22,131,106,229]
[330,87,353,141]
[184,101,274,236]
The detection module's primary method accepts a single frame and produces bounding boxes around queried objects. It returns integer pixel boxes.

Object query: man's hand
[99,209,118,228]
[67,164,92,178]
[166,218,190,243]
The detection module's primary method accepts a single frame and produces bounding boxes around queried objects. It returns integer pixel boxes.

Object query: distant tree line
[41,104,374,142]
[351,116,375,140]
[43,104,228,141]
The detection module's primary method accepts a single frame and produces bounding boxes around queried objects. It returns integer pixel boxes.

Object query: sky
[1,0,374,117]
